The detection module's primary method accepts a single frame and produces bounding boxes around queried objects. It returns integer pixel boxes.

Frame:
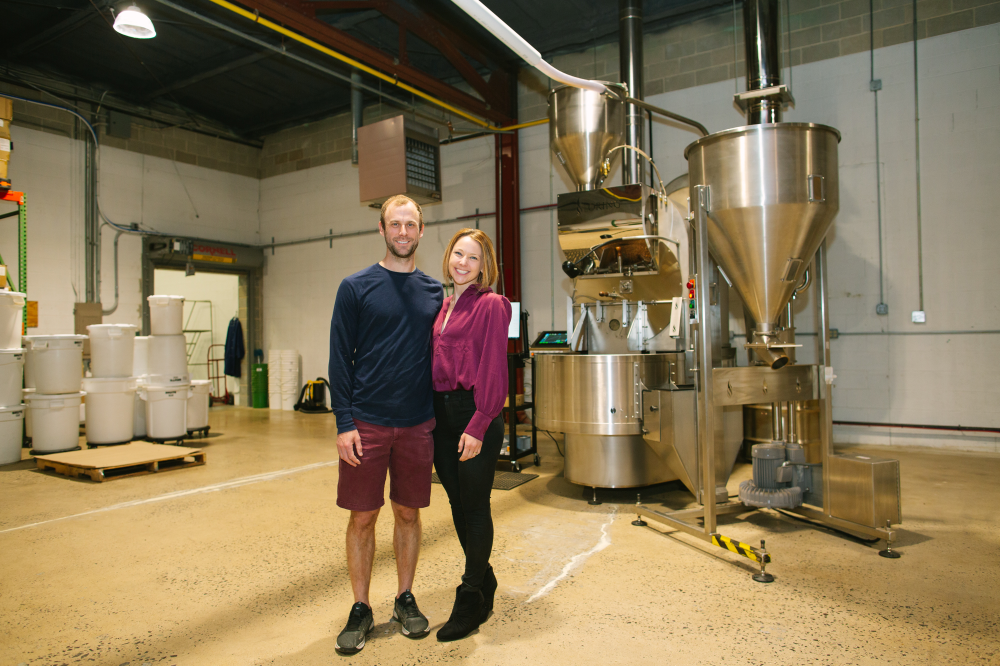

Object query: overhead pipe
[449,0,607,94]
[742,0,783,123]
[619,0,645,185]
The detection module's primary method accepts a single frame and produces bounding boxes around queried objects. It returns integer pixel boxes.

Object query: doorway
[153,269,238,400]
[141,236,264,406]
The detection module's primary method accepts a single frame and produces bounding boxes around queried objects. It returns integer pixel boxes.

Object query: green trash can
[251,363,269,408]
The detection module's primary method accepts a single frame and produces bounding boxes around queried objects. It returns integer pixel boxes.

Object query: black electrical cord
[539,429,563,457]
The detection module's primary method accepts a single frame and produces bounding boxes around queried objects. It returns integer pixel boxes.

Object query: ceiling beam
[226,0,513,123]
[7,0,112,58]
[143,52,272,101]
[306,0,512,116]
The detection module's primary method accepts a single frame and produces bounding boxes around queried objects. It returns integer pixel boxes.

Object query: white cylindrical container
[24,335,87,395]
[87,324,138,378]
[23,337,35,388]
[133,378,147,438]
[0,405,25,465]
[82,377,137,445]
[0,349,25,406]
[0,292,26,350]
[26,391,85,453]
[268,392,280,410]
[146,334,190,386]
[133,336,149,377]
[187,379,211,431]
[141,383,191,440]
[147,295,185,335]
[23,388,34,438]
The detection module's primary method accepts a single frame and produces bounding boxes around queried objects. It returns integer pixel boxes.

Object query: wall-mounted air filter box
[358,115,441,207]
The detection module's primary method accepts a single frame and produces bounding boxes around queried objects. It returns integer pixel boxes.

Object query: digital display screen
[538,332,568,346]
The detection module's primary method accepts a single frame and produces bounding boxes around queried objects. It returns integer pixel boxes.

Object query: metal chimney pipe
[743,0,782,124]
[351,72,363,165]
[619,0,645,184]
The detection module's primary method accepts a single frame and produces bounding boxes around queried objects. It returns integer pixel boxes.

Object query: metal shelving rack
[498,309,538,472]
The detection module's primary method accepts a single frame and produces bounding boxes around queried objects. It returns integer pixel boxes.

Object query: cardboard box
[0,98,12,121]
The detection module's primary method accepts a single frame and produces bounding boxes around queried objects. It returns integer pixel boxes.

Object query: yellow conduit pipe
[205,0,497,128]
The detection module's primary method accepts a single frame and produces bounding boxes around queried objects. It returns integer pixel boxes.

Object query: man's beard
[385,235,418,259]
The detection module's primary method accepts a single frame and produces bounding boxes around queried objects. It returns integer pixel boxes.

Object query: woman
[432,228,512,642]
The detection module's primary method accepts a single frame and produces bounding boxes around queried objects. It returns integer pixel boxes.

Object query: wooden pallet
[34,443,206,482]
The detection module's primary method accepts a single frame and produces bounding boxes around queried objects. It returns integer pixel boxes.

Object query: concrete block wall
[519,0,1000,117]
[1,82,261,180]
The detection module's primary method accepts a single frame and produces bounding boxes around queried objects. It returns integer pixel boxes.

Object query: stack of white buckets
[0,291,27,465]
[140,295,202,442]
[268,349,299,411]
[23,332,88,455]
[82,324,139,446]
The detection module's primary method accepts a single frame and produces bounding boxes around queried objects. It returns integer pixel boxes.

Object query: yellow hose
[205,0,496,128]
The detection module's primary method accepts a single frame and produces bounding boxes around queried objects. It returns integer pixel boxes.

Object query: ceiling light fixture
[113,5,156,39]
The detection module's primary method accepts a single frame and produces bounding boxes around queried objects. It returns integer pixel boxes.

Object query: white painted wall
[258,134,497,387]
[0,126,259,336]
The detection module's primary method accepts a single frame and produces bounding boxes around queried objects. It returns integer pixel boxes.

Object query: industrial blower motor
[739,442,810,509]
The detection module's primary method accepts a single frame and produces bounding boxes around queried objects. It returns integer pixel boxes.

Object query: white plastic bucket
[141,383,191,440]
[133,336,149,377]
[24,335,86,395]
[148,295,185,335]
[269,392,280,410]
[0,292,25,350]
[146,335,189,385]
[0,405,25,465]
[0,349,25,406]
[26,391,85,453]
[82,377,137,445]
[23,388,33,437]
[23,337,35,388]
[187,379,211,430]
[133,378,147,438]
[87,324,138,378]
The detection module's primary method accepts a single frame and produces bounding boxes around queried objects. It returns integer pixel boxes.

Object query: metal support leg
[632,493,648,526]
[816,241,834,514]
[694,186,717,533]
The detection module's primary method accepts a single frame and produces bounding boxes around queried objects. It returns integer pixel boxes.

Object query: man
[328,194,443,655]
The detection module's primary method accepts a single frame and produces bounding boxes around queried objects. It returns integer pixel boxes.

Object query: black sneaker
[392,590,430,638]
[336,602,374,655]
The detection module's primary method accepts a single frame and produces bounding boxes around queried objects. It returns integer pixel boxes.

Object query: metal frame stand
[632,186,772,580]
[499,352,539,472]
[632,189,898,578]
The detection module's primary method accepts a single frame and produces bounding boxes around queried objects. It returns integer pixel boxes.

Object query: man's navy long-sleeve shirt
[329,263,443,434]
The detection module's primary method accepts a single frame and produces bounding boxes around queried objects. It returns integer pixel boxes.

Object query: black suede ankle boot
[480,566,497,623]
[436,584,484,642]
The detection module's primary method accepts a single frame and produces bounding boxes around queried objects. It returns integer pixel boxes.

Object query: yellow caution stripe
[711,534,769,564]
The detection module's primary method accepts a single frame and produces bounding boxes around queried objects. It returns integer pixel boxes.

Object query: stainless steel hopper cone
[549,83,627,191]
[686,123,840,366]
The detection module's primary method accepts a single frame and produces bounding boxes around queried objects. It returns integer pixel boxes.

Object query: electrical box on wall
[358,116,441,207]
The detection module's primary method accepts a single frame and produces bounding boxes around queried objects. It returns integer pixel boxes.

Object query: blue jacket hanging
[225,317,245,377]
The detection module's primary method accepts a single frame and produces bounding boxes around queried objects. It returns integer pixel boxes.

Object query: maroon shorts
[337,418,436,512]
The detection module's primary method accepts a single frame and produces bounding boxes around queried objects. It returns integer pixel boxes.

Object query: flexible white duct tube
[450,0,608,94]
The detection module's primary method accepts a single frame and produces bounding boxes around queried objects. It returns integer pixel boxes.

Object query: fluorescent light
[113,5,156,39]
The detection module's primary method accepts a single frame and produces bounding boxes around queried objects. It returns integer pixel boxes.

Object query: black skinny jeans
[432,389,504,590]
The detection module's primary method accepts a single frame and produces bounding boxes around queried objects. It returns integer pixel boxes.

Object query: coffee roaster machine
[532,0,902,577]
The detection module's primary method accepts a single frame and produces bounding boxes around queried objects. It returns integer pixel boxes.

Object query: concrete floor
[1,407,998,666]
